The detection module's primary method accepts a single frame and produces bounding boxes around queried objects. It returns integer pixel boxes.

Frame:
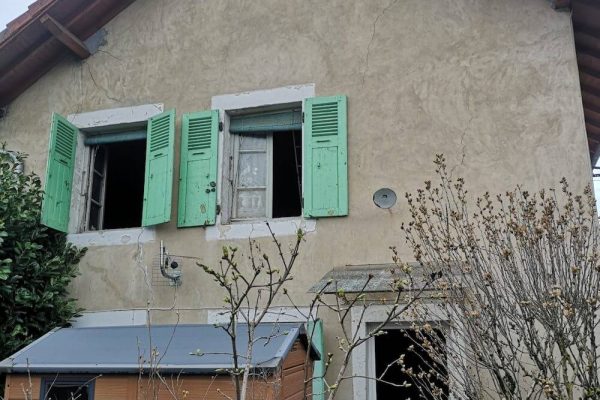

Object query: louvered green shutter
[303,95,348,218]
[142,109,175,226]
[308,319,326,400]
[178,110,219,227]
[41,113,78,232]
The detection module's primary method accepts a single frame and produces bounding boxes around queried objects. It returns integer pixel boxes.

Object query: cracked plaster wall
[0,0,590,396]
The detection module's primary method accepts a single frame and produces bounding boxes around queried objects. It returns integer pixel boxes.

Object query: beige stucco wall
[0,0,590,397]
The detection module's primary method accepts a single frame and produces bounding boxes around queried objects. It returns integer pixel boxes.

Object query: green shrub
[0,147,86,362]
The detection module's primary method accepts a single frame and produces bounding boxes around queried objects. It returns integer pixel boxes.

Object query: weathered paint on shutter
[177,110,219,227]
[142,109,175,226]
[308,319,326,400]
[303,95,348,218]
[41,113,78,232]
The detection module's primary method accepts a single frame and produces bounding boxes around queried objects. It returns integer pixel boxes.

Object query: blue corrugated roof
[0,323,316,374]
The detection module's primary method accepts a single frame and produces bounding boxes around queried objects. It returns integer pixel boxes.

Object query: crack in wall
[86,62,124,103]
[449,114,472,180]
[449,65,474,179]
[362,0,400,85]
[97,49,125,64]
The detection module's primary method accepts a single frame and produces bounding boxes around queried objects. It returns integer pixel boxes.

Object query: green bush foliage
[0,148,86,361]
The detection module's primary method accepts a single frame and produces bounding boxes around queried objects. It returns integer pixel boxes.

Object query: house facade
[0,0,594,398]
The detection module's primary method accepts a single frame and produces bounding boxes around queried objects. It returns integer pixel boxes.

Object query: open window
[229,109,303,220]
[84,137,146,230]
[41,110,175,233]
[176,96,348,228]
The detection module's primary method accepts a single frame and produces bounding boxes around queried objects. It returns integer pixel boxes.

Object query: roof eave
[0,0,136,108]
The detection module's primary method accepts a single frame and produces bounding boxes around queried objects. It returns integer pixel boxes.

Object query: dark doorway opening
[272,130,302,218]
[375,328,448,400]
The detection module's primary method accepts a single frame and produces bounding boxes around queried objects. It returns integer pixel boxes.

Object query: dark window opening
[375,329,448,400]
[87,139,146,230]
[273,130,302,218]
[46,385,90,400]
[44,379,92,400]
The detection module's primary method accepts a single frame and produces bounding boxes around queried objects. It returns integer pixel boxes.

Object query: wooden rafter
[586,116,600,130]
[581,72,600,92]
[577,52,600,75]
[586,123,600,139]
[39,14,90,59]
[584,107,600,124]
[574,31,600,52]
[583,91,600,113]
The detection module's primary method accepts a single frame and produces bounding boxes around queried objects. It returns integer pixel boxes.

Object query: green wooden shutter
[308,319,326,400]
[177,110,219,227]
[41,113,78,232]
[142,109,175,226]
[303,95,348,218]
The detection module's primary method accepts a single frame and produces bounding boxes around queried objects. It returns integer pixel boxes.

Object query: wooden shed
[0,323,319,400]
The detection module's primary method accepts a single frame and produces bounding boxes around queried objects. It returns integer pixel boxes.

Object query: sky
[0,0,34,30]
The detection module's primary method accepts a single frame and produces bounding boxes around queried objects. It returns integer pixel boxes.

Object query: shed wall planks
[281,341,312,400]
[4,375,42,400]
[4,374,279,400]
[95,376,138,400]
[3,341,312,400]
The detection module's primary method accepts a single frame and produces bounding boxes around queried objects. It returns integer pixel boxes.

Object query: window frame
[592,164,600,216]
[68,106,165,234]
[40,375,96,400]
[85,145,108,231]
[350,305,466,400]
[230,130,303,221]
[80,132,148,232]
[231,132,275,221]
[223,110,303,224]
[208,84,317,240]
[63,104,163,246]
[372,324,450,399]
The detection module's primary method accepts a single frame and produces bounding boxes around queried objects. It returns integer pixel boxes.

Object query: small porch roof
[308,263,437,294]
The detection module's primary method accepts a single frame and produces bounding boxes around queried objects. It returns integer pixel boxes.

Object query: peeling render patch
[83,28,108,54]
[67,227,155,247]
[67,103,164,131]
[205,218,316,241]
